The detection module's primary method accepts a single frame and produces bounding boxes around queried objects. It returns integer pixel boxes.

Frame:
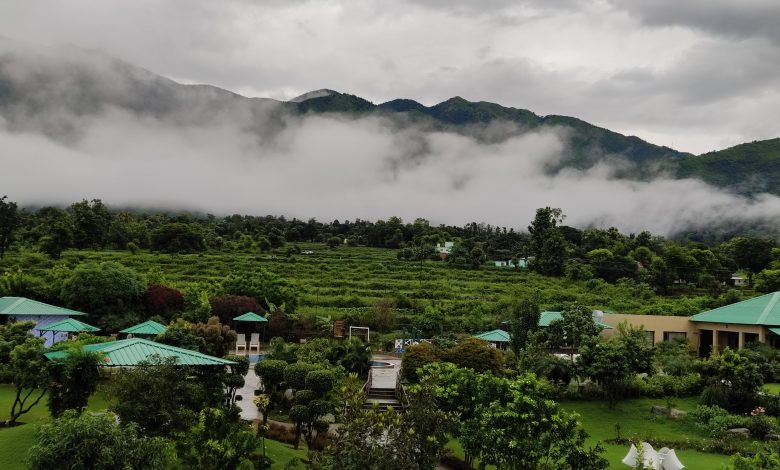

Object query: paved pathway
[370,354,401,388]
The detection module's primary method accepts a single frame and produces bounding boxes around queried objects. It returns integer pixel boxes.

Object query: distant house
[0,297,88,347]
[493,258,528,268]
[728,275,748,287]
[473,329,511,350]
[436,241,455,260]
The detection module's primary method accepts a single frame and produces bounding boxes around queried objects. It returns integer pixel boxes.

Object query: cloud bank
[1,39,779,237]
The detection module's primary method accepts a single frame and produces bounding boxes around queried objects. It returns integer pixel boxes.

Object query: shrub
[209,295,263,324]
[305,370,335,395]
[60,261,145,318]
[401,342,440,382]
[143,285,185,316]
[747,412,776,439]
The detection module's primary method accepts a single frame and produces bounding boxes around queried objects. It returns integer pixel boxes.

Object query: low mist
[1,41,779,236]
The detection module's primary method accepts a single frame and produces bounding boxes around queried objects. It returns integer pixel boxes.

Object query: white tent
[622,443,685,470]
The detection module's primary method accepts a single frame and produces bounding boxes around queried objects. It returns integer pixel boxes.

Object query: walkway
[370,354,401,388]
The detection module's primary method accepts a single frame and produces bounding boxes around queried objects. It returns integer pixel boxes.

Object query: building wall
[16,314,70,347]
[601,313,698,346]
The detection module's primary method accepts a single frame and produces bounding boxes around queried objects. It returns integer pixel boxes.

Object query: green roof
[45,338,237,367]
[769,328,780,336]
[538,311,612,329]
[474,329,511,343]
[233,312,268,322]
[0,297,86,316]
[691,292,780,325]
[37,318,100,333]
[120,320,168,336]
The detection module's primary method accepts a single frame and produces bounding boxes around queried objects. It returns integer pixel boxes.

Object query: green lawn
[0,383,111,470]
[763,383,780,394]
[263,438,308,469]
[561,398,730,470]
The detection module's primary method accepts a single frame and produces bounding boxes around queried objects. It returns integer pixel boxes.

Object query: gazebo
[473,329,511,350]
[44,338,237,367]
[37,318,100,345]
[120,320,168,338]
[233,311,268,345]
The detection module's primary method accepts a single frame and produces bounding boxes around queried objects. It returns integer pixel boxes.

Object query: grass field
[763,383,780,394]
[561,398,730,469]
[0,383,111,470]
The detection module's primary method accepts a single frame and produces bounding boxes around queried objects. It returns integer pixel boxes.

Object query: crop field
[2,243,729,336]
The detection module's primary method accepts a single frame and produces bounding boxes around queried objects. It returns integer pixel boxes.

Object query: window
[644,330,655,346]
[663,331,687,342]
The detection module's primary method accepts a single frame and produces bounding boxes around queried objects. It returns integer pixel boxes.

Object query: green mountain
[291,92,688,173]
[1,39,778,196]
[675,138,780,195]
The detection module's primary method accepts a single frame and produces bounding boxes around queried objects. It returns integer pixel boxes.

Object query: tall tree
[69,199,113,249]
[528,207,567,276]
[46,349,102,418]
[508,298,541,354]
[545,304,602,360]
[5,338,48,426]
[0,196,19,259]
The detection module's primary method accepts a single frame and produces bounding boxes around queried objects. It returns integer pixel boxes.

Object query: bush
[60,261,145,319]
[209,294,263,324]
[401,342,440,382]
[143,285,185,316]
[687,405,751,437]
[630,373,703,398]
[747,413,776,439]
[150,223,205,253]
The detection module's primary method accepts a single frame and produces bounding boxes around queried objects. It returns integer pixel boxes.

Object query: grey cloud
[612,0,780,45]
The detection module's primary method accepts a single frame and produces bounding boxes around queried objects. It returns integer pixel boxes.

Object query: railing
[394,369,409,409]
[362,368,373,395]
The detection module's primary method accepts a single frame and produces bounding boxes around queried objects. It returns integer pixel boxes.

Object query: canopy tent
[233,312,268,323]
[45,338,237,367]
[473,329,511,349]
[120,320,167,337]
[37,318,100,333]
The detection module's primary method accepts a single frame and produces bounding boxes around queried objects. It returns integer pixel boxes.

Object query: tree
[0,321,36,382]
[46,349,102,418]
[698,348,764,413]
[528,207,567,276]
[728,237,776,284]
[222,269,298,312]
[178,406,260,470]
[69,199,114,249]
[223,355,250,405]
[150,223,206,253]
[60,261,145,319]
[109,356,207,437]
[313,373,453,470]
[143,285,185,316]
[577,323,654,407]
[545,304,602,360]
[508,298,541,354]
[192,316,238,357]
[39,208,75,259]
[209,294,264,324]
[27,410,175,470]
[255,359,287,426]
[401,342,440,382]
[419,363,607,469]
[754,269,780,293]
[326,236,342,248]
[441,338,504,375]
[469,246,486,268]
[0,195,19,259]
[328,337,372,378]
[155,319,208,353]
[5,338,48,426]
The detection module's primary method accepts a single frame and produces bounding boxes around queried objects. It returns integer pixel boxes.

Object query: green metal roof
[233,312,268,322]
[691,292,780,325]
[538,311,612,329]
[769,328,780,336]
[473,329,511,343]
[0,297,86,316]
[45,338,237,366]
[120,320,167,336]
[37,318,100,333]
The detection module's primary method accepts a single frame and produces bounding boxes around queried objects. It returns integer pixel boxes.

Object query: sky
[0,0,778,154]
[1,0,780,235]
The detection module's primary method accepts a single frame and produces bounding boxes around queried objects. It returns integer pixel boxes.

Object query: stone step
[363,398,402,409]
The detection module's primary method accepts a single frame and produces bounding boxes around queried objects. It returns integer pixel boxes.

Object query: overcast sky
[1,0,778,154]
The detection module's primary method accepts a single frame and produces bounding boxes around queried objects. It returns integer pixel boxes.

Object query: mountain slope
[674,138,780,195]
[0,39,778,196]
